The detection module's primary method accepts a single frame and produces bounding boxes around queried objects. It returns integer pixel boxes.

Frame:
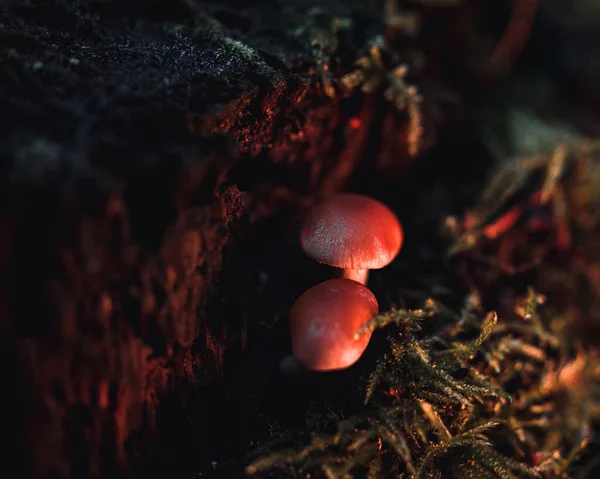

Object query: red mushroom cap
[301,194,403,271]
[289,278,379,371]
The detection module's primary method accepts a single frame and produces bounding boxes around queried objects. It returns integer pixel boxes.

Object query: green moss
[246,289,597,478]
[215,38,257,63]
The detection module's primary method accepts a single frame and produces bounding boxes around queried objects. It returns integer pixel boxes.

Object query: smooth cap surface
[289,278,379,371]
[301,194,403,270]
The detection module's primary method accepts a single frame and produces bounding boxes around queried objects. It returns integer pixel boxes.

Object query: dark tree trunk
[0,0,426,477]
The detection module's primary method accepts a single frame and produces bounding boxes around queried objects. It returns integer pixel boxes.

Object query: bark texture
[0,0,418,477]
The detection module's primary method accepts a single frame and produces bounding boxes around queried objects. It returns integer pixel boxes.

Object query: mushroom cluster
[288,194,403,372]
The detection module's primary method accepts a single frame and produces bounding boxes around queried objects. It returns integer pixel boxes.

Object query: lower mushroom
[288,278,379,372]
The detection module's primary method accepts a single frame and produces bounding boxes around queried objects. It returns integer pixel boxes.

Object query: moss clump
[246,289,598,478]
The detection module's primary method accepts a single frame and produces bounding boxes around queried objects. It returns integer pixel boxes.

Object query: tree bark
[0,0,422,477]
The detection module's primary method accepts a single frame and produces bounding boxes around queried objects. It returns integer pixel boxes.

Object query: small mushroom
[301,193,403,285]
[289,278,379,372]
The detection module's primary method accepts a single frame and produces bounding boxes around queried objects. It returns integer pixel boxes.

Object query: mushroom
[289,278,379,371]
[301,193,403,285]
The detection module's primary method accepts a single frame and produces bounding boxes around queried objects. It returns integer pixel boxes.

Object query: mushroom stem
[340,268,369,285]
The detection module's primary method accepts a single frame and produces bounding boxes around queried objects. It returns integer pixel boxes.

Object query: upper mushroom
[301,193,403,285]
[289,278,379,371]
